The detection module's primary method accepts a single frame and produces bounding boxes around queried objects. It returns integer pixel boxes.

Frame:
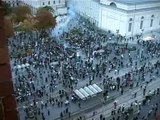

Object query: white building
[3,0,67,15]
[20,0,67,15]
[2,0,19,7]
[69,0,160,36]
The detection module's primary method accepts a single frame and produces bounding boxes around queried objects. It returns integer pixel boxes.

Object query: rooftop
[113,0,160,4]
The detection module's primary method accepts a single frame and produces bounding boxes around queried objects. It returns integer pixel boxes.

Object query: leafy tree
[14,5,31,22]
[36,10,56,30]
[1,1,13,15]
[19,14,38,32]
[37,6,54,13]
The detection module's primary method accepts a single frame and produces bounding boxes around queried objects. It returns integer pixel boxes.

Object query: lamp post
[141,29,144,39]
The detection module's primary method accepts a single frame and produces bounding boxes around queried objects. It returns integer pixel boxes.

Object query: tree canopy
[36,10,56,30]
[19,14,38,32]
[1,1,13,15]
[1,4,56,36]
[14,5,31,22]
[37,6,54,13]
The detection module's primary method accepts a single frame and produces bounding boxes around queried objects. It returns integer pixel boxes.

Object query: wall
[19,0,66,9]
[56,7,67,15]
[0,4,19,120]
[100,0,160,11]
[126,8,160,36]
[99,5,128,35]
[69,0,100,25]
[19,0,67,15]
[2,0,19,7]
[99,1,160,36]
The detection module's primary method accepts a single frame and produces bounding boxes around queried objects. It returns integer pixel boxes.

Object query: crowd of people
[107,88,160,120]
[9,12,160,120]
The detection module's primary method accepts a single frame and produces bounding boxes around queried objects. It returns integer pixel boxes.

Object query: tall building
[69,0,160,36]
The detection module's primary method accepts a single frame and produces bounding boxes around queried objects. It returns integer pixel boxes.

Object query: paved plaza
[9,11,160,120]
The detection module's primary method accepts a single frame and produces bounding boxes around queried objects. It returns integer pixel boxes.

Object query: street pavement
[53,56,160,120]
[69,77,160,120]
[16,53,160,120]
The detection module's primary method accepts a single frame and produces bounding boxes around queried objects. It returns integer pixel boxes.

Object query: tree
[1,1,13,15]
[19,14,38,32]
[36,10,56,31]
[14,5,31,22]
[4,16,14,37]
[37,6,54,13]
[17,14,39,40]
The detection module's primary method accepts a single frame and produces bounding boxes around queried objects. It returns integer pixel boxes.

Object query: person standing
[114,100,117,109]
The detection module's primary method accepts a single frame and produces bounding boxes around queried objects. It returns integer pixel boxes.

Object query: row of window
[128,15,159,32]
[7,0,63,5]
[43,0,63,5]
[7,1,17,3]
[6,1,18,7]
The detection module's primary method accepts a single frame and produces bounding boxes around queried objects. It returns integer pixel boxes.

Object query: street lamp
[141,29,144,39]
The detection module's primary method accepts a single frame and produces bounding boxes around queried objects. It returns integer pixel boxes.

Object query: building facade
[69,0,160,36]
[3,0,67,15]
[2,0,38,14]
[19,0,67,15]
[69,0,100,26]
[2,0,19,7]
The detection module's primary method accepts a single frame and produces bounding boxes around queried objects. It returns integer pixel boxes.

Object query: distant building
[3,0,67,15]
[69,0,160,36]
[2,0,19,7]
[2,0,37,13]
[19,0,67,15]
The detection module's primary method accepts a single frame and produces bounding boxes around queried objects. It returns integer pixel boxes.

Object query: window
[128,18,133,32]
[110,2,117,7]
[128,23,132,32]
[140,16,144,29]
[150,15,154,27]
[43,2,45,5]
[59,0,61,3]
[150,19,153,27]
[48,1,50,5]
[53,1,55,4]
[140,21,143,29]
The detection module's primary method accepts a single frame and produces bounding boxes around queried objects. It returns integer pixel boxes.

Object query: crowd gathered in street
[107,88,160,120]
[9,12,160,120]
